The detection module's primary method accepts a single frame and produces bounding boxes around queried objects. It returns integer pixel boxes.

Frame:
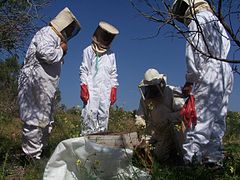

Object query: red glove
[180,95,197,128]
[110,87,117,105]
[182,82,193,98]
[80,84,89,104]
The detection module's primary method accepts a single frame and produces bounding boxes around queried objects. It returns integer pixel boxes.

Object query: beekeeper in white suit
[135,69,184,164]
[18,7,81,160]
[80,21,119,135]
[172,0,234,167]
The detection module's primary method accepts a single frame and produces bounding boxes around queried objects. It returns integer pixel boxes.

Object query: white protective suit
[18,26,64,159]
[183,10,234,164]
[136,82,184,163]
[18,7,81,159]
[80,45,118,135]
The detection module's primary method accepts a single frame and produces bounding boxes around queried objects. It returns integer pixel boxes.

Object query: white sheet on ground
[43,137,151,180]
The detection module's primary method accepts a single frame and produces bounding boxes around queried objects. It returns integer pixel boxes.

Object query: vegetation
[0,1,239,179]
[0,57,20,119]
[0,105,240,179]
[0,0,50,57]
[0,55,240,179]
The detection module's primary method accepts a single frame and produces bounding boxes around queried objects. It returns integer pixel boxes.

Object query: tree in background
[0,0,50,57]
[130,0,240,66]
[0,56,20,117]
[0,0,51,118]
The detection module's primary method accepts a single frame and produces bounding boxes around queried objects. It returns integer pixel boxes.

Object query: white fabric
[50,7,81,41]
[22,123,53,159]
[183,0,207,6]
[99,21,119,34]
[18,26,63,156]
[183,11,234,164]
[43,137,151,180]
[173,0,207,9]
[136,86,184,162]
[18,26,63,127]
[143,68,167,84]
[80,45,118,135]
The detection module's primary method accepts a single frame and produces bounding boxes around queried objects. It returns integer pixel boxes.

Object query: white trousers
[22,123,53,159]
[183,67,233,164]
[81,108,109,135]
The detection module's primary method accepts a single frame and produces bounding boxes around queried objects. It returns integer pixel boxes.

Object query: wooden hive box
[86,132,139,149]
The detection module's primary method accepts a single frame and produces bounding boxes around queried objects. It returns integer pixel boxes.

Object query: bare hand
[60,41,68,56]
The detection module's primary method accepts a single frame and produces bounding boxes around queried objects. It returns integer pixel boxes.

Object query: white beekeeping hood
[92,21,119,53]
[50,7,81,41]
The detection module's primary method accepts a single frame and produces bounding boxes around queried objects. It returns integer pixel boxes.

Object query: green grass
[0,108,240,179]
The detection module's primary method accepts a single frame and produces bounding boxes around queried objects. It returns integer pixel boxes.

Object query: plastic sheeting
[43,137,151,180]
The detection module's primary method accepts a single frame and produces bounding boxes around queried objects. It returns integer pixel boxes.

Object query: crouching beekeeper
[18,7,81,160]
[79,21,119,135]
[135,69,185,164]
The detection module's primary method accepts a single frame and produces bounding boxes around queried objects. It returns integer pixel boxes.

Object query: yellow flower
[147,102,154,111]
[94,160,101,166]
[175,124,181,131]
[229,166,234,174]
[76,159,81,166]
[149,143,154,150]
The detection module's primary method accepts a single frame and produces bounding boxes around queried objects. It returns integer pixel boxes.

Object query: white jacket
[18,26,63,127]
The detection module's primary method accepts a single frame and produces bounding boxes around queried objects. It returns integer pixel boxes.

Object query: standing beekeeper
[135,68,184,164]
[79,21,119,135]
[18,7,81,160]
[172,0,234,167]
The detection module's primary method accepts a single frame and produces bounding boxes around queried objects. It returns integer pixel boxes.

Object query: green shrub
[108,107,137,133]
[1,107,240,179]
